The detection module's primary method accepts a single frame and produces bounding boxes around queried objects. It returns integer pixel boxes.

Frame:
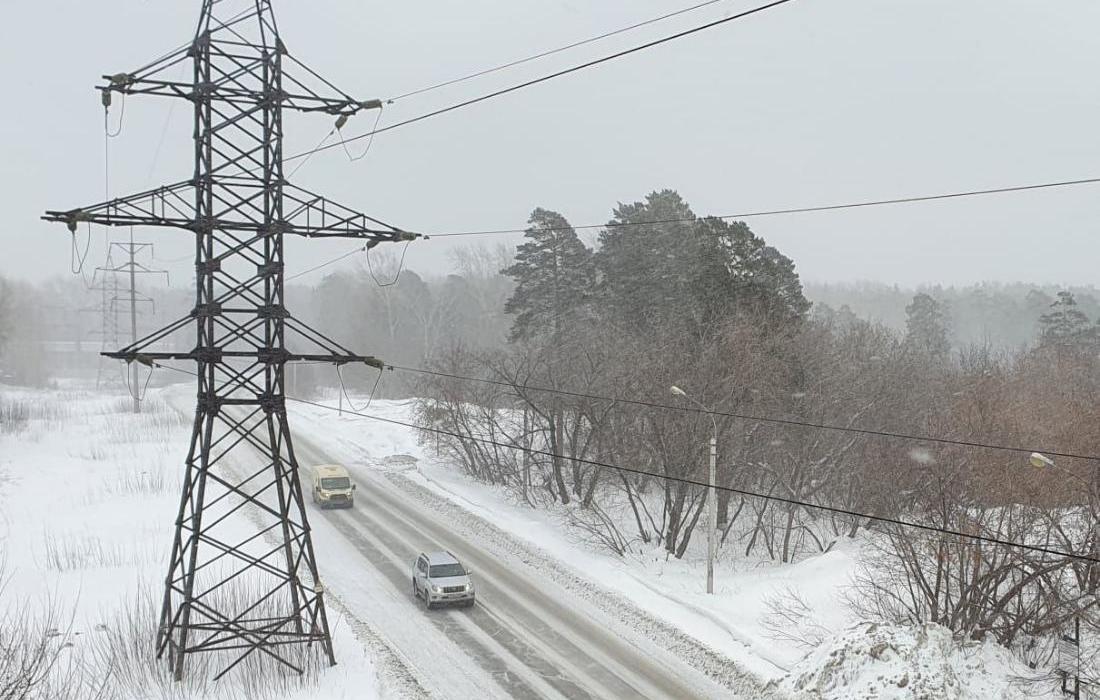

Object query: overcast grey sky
[3,0,1097,287]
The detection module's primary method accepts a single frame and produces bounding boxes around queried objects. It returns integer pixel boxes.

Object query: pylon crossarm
[280,53,377,116]
[42,180,195,232]
[97,4,266,101]
[103,350,385,368]
[282,185,418,242]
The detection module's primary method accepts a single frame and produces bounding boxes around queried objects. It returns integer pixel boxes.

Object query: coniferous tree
[501,208,594,342]
[594,190,700,333]
[595,190,808,338]
[904,293,951,359]
[1038,291,1092,346]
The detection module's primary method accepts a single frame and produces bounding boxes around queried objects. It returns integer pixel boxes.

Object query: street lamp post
[671,385,718,595]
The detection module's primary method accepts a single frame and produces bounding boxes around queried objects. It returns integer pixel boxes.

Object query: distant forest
[806,281,1100,351]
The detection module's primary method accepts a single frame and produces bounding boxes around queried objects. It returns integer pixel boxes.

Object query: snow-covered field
[0,383,1057,699]
[0,385,382,700]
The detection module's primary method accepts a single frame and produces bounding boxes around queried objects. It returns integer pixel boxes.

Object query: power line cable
[387,0,735,103]
[338,108,385,162]
[104,93,125,139]
[284,0,797,164]
[335,364,384,411]
[387,364,1100,464]
[285,245,368,282]
[427,176,1100,239]
[288,128,336,179]
[292,394,1100,566]
[282,175,1100,281]
[365,239,412,287]
[145,360,1100,564]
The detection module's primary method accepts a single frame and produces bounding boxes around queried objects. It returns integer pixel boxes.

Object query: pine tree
[501,208,595,342]
[1038,291,1093,346]
[594,190,808,337]
[695,215,810,326]
[904,293,951,359]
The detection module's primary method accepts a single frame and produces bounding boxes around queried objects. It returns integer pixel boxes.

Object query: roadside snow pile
[777,622,1050,699]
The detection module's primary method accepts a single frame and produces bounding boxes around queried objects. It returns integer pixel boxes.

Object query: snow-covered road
[287,429,738,700]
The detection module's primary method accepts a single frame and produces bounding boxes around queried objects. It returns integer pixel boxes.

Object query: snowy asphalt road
[287,430,736,700]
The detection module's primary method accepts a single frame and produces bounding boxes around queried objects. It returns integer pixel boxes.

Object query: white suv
[412,551,475,609]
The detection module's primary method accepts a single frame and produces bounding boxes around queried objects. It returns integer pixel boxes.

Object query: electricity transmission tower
[97,234,169,412]
[80,248,123,389]
[44,0,415,680]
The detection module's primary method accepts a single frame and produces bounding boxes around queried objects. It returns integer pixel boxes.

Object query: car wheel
[464,599,475,609]
[424,591,433,611]
[412,578,418,599]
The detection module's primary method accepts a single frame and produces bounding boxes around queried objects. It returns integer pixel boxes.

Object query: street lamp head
[669,385,687,398]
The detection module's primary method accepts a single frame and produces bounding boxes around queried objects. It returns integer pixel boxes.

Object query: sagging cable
[335,363,387,412]
[103,90,125,138]
[338,106,384,162]
[365,238,412,288]
[123,358,156,403]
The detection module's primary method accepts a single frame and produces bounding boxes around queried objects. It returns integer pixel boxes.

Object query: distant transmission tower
[44,0,416,680]
[97,232,169,412]
[80,248,122,389]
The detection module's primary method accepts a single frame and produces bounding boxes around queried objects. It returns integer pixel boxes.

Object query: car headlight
[432,585,442,593]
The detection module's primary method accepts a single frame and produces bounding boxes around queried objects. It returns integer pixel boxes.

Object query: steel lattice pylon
[44,0,415,680]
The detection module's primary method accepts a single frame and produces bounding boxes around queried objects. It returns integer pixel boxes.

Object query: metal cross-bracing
[43,0,417,681]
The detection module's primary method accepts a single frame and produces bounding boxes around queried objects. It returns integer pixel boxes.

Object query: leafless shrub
[41,533,161,572]
[0,560,105,700]
[104,468,175,498]
[847,511,1072,650]
[101,399,186,445]
[564,502,637,557]
[0,396,30,434]
[760,586,830,649]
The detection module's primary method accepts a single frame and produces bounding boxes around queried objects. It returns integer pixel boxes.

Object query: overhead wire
[427,176,1100,239]
[386,0,735,103]
[287,128,336,179]
[146,360,1100,565]
[386,364,1100,465]
[338,108,384,162]
[285,245,368,282]
[123,360,156,403]
[70,221,96,283]
[104,93,125,139]
[282,175,1100,282]
[286,107,383,180]
[291,394,1100,566]
[335,364,385,411]
[283,0,798,164]
[70,93,124,284]
[365,239,412,287]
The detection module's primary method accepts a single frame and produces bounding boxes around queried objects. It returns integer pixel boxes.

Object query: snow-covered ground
[285,391,1057,700]
[0,385,383,699]
[0,383,1058,699]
